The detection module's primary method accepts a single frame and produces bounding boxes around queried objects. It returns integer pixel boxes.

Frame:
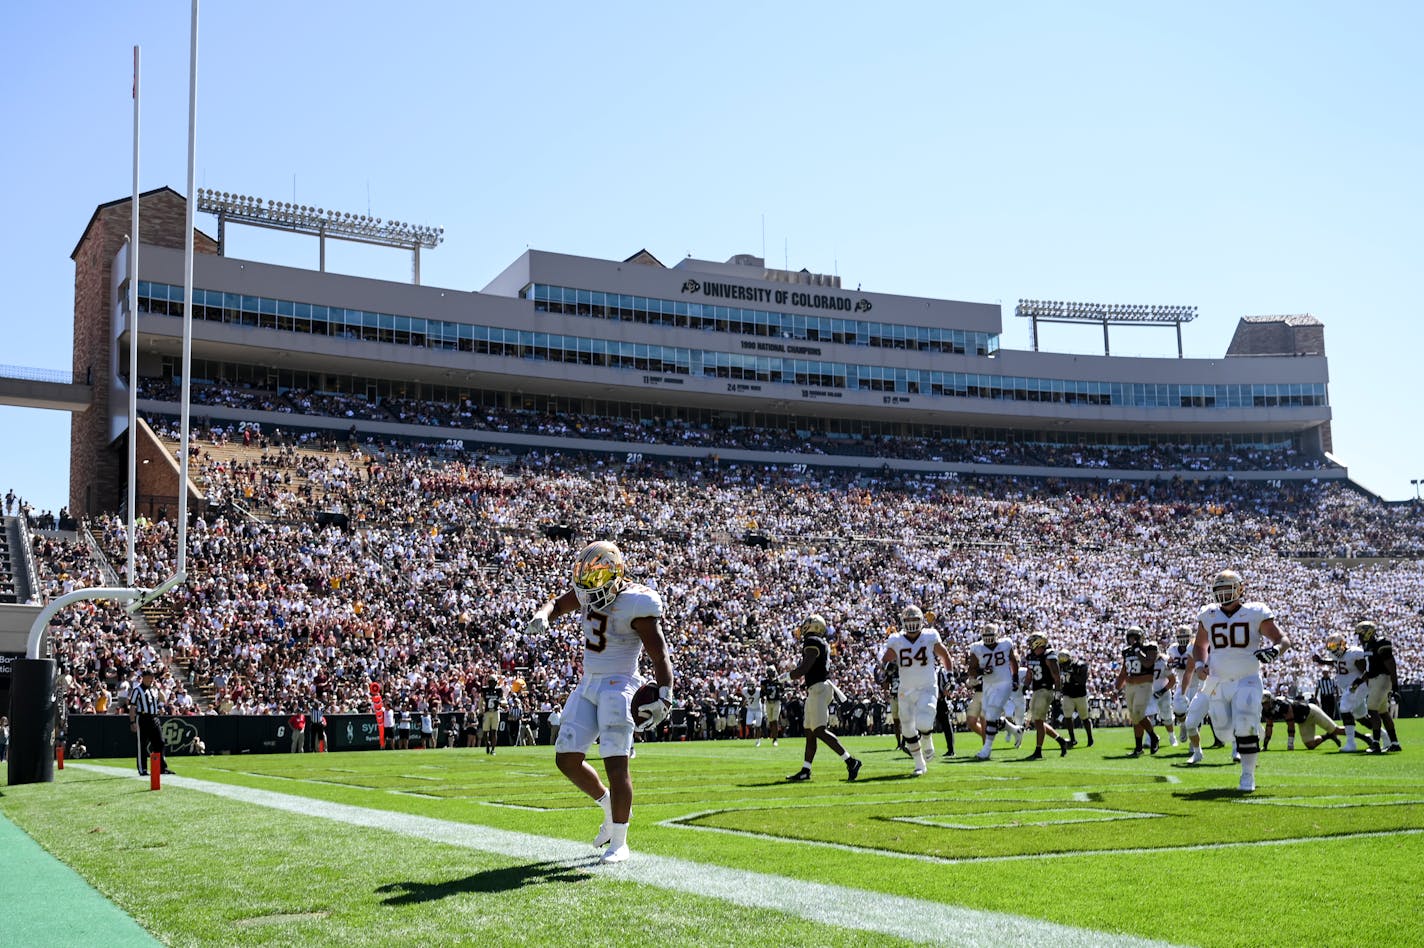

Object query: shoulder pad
[618,584,664,618]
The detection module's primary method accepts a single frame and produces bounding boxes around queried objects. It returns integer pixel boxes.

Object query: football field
[3,722,1421,947]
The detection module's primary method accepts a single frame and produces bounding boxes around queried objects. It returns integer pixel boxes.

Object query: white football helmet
[1325,633,1347,656]
[1355,620,1378,645]
[1175,626,1192,648]
[1028,633,1049,652]
[1212,570,1244,607]
[572,540,625,611]
[900,605,925,635]
[981,623,1000,647]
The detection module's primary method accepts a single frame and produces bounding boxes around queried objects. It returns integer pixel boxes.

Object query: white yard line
[69,764,1173,948]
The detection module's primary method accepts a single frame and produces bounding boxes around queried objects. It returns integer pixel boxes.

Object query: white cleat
[913,764,928,776]
[1188,749,1204,765]
[975,747,991,761]
[600,843,630,864]
[1238,774,1256,793]
[1013,730,1024,750]
[594,821,612,849]
[1231,751,1241,763]
[1169,735,1179,747]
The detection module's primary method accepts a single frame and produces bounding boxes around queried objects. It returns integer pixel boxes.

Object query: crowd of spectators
[136,378,1334,473]
[29,533,194,716]
[28,427,1422,738]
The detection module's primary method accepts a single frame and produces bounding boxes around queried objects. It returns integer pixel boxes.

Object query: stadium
[2,182,1422,948]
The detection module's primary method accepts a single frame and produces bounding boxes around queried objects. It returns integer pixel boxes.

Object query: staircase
[1,515,37,603]
[78,522,212,711]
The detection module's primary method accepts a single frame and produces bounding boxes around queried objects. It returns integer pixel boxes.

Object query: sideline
[0,807,159,947]
[72,763,1171,947]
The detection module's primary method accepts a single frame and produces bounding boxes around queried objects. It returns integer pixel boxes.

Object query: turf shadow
[1172,787,1256,802]
[848,772,924,783]
[375,859,593,905]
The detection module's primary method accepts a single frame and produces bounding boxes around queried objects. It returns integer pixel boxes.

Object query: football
[632,683,662,725]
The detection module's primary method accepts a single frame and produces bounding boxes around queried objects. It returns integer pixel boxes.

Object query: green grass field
[3,722,1422,947]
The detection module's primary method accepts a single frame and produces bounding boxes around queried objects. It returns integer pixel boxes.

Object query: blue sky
[3,2,1422,512]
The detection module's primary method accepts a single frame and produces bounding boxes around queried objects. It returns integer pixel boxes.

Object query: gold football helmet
[1212,570,1244,606]
[572,540,625,611]
[900,605,925,634]
[1355,620,1378,644]
[1057,650,1072,665]
[799,613,828,637]
[1325,633,1348,656]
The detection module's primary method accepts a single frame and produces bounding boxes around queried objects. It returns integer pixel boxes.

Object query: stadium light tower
[1014,299,1198,357]
[194,188,444,284]
[1412,478,1420,500]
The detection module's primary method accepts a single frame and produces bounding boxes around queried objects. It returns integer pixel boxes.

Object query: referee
[130,668,174,776]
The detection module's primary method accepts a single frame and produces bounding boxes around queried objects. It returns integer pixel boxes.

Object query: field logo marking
[890,808,1163,830]
[659,808,1424,866]
[1233,794,1424,809]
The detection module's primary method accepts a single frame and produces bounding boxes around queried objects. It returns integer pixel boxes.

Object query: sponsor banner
[0,651,23,683]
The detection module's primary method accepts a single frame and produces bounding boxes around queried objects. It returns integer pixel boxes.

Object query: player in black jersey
[1356,621,1402,752]
[1057,650,1094,747]
[480,675,506,755]
[1261,694,1348,750]
[1022,635,1070,759]
[760,668,785,747]
[784,614,862,782]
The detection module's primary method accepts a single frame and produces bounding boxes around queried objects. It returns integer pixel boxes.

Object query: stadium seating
[29,422,1421,729]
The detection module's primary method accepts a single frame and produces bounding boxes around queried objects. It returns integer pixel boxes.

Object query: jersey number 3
[584,611,608,653]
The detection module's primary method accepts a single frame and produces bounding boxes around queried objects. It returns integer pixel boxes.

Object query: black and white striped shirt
[130,685,162,716]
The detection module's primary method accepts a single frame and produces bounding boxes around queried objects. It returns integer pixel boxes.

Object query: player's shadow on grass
[1171,787,1254,802]
[376,860,591,905]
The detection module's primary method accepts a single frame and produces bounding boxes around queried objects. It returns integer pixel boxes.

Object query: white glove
[636,687,671,732]
[525,615,549,636]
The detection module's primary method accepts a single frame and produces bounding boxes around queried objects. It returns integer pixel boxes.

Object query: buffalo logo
[160,717,203,755]
[854,298,873,313]
[680,279,701,294]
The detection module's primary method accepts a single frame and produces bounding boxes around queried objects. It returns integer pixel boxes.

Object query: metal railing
[0,364,76,385]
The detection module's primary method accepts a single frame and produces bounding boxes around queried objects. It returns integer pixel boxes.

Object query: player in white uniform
[527,541,674,863]
[968,624,1019,760]
[1165,626,1197,746]
[878,605,952,776]
[1316,633,1373,752]
[1144,644,1177,745]
[1189,569,1288,792]
[741,682,766,745]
